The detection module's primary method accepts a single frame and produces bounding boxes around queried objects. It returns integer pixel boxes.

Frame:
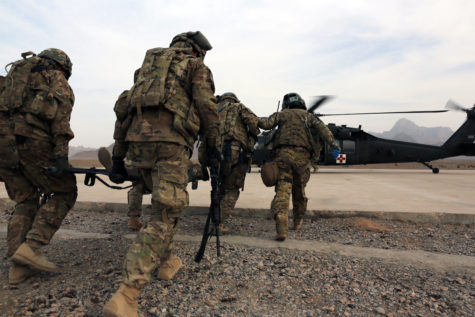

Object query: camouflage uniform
[259,107,339,238]
[112,34,219,289]
[0,50,77,258]
[215,93,259,228]
[127,182,144,218]
[112,78,146,222]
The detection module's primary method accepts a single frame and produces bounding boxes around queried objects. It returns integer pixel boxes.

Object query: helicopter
[252,98,475,174]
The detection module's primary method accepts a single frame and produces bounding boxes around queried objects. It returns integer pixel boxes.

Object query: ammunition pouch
[26,88,59,120]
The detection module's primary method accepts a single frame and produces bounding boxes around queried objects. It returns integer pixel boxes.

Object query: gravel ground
[1,208,474,316]
[50,209,475,257]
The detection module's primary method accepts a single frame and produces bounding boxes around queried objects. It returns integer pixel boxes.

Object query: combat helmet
[218,92,239,103]
[170,31,212,58]
[282,92,306,110]
[38,48,73,79]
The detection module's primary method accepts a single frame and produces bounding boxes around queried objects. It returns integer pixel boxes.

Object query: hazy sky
[1,0,474,147]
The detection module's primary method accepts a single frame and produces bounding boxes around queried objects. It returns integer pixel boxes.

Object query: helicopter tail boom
[441,107,475,157]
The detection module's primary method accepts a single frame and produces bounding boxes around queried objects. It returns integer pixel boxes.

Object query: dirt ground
[0,208,473,317]
[0,157,472,316]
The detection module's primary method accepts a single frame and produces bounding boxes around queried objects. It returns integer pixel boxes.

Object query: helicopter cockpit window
[342,140,355,153]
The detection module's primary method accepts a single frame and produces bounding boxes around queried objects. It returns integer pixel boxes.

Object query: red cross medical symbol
[336,154,346,164]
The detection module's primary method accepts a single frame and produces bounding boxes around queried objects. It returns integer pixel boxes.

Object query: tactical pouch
[28,90,58,120]
[171,103,200,146]
[184,103,200,138]
[260,161,279,187]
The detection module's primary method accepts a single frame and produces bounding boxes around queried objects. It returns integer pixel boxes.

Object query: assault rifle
[195,157,222,262]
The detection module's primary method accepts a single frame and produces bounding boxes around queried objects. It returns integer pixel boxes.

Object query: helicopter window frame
[342,140,356,153]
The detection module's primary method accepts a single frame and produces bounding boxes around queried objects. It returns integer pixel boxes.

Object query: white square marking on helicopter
[336,154,346,164]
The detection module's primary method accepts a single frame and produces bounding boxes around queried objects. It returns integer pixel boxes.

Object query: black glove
[49,156,70,176]
[50,156,70,176]
[109,156,127,184]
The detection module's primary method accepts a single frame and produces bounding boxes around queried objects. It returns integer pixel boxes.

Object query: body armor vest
[219,101,250,150]
[274,109,313,150]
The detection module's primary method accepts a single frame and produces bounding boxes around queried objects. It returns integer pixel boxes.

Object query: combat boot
[98,147,113,171]
[103,284,140,317]
[9,262,38,285]
[128,217,143,230]
[293,216,303,231]
[11,242,57,272]
[275,214,288,241]
[157,255,183,281]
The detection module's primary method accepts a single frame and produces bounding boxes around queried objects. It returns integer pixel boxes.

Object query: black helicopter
[252,98,475,173]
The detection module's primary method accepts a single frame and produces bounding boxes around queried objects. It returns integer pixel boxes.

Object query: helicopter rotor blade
[307,95,334,114]
[445,99,468,112]
[316,109,448,116]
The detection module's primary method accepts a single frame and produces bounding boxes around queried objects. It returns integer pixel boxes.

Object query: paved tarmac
[1,168,474,215]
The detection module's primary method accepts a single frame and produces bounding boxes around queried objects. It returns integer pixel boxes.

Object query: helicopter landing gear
[421,161,439,174]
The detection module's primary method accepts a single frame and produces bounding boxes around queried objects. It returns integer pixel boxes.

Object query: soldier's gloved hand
[50,156,70,176]
[332,149,341,160]
[109,156,127,184]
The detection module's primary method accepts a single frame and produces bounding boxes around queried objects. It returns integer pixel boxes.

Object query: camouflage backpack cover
[127,47,189,108]
[0,52,42,168]
[127,47,201,146]
[0,52,41,112]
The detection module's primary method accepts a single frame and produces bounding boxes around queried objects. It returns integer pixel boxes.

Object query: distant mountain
[69,145,97,157]
[71,143,200,160]
[369,118,453,145]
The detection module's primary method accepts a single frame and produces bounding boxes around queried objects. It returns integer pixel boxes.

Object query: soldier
[0,49,77,284]
[98,146,145,231]
[109,69,145,230]
[103,31,219,317]
[258,93,340,241]
[200,92,259,233]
